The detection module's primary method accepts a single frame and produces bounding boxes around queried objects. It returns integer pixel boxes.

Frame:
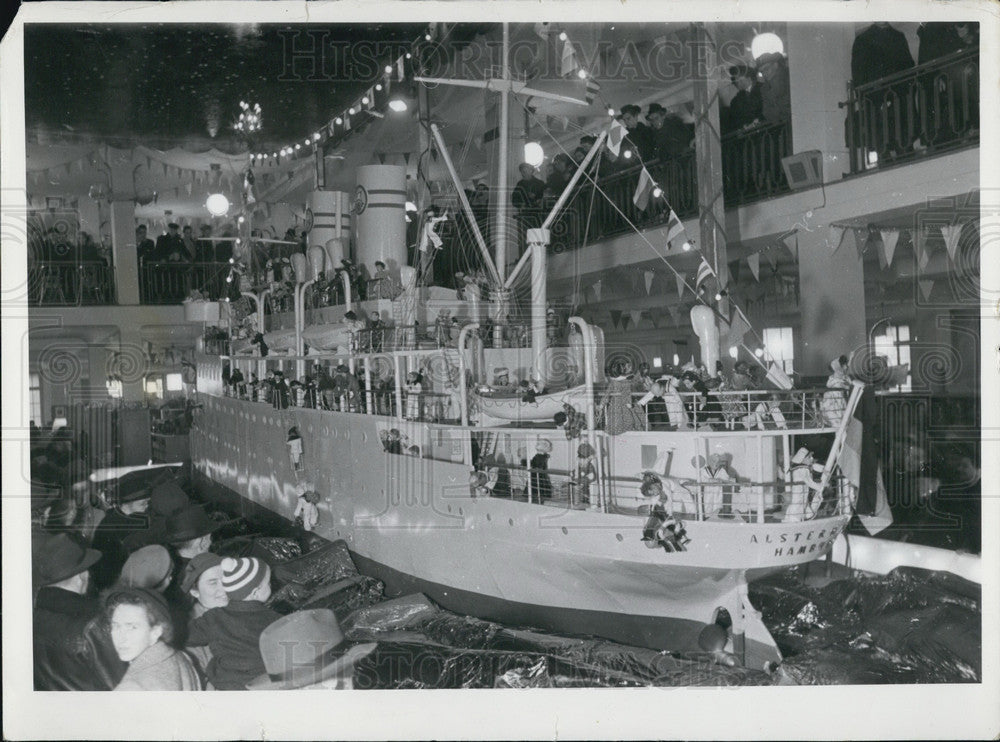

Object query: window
[165,372,183,391]
[762,327,795,374]
[29,372,42,425]
[873,324,912,392]
[144,377,164,399]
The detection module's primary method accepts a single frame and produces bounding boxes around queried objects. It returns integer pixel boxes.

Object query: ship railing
[601,472,856,524]
[621,387,843,432]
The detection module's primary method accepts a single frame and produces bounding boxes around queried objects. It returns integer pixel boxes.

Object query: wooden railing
[139,261,232,304]
[28,260,116,306]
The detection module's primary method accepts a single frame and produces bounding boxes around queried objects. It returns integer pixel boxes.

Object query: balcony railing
[543,123,790,253]
[140,261,232,305]
[845,48,979,174]
[28,260,116,306]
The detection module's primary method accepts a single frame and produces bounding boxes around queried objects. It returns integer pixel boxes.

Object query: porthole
[447,505,452,513]
[486,513,492,521]
[561,527,568,535]
[508,518,514,526]
[616,533,623,542]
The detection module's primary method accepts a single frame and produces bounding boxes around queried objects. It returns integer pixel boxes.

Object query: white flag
[880,229,899,268]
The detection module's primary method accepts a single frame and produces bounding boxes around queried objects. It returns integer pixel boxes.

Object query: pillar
[786,24,854,183]
[796,228,867,375]
[528,229,549,384]
[110,200,140,305]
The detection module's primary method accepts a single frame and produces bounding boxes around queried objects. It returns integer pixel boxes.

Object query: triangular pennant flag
[377,152,386,165]
[663,209,684,247]
[880,229,899,268]
[726,307,752,348]
[785,234,798,260]
[876,238,888,270]
[162,162,168,177]
[629,310,643,328]
[747,252,760,281]
[644,270,654,295]
[695,259,715,290]
[828,225,845,254]
[403,152,412,165]
[764,248,778,271]
[633,167,654,211]
[914,228,930,271]
[919,279,934,301]
[592,279,602,301]
[940,224,962,262]
[667,305,681,326]
[560,39,578,77]
[607,118,627,158]
[676,272,686,300]
[610,310,623,329]
[728,260,741,285]
[853,228,867,260]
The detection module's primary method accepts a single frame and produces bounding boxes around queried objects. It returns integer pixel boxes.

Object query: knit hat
[119,545,173,590]
[180,551,223,594]
[221,557,268,601]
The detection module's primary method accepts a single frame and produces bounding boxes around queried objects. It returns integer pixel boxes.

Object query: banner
[607,119,627,157]
[632,167,654,211]
[880,229,899,268]
[644,270,654,295]
[663,209,684,248]
[940,223,962,263]
[918,279,934,301]
[747,252,760,281]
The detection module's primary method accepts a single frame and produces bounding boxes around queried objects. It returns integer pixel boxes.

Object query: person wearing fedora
[33,533,127,690]
[166,505,221,567]
[106,587,200,690]
[247,609,376,690]
[645,102,695,160]
[90,474,157,592]
[122,476,191,552]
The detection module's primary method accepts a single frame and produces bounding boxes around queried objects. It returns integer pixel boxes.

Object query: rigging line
[515,97,709,308]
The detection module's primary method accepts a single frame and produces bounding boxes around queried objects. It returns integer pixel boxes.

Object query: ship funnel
[355,165,408,278]
[307,190,351,265]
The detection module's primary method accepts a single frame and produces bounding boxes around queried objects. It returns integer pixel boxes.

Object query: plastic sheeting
[750,566,981,684]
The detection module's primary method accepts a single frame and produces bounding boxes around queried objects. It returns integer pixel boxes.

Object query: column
[110,200,140,305]
[796,229,867,375]
[786,25,854,183]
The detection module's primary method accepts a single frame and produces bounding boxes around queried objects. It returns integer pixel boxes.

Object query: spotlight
[205,193,229,216]
[523,141,544,168]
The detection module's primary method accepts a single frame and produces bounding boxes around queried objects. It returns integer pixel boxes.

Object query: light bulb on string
[607,107,615,116]
[623,150,632,159]
[375,83,383,91]
[348,107,356,115]
[335,117,343,125]
[385,65,393,74]
[577,69,587,79]
[295,144,301,150]
[652,187,662,198]
[313,132,320,141]
[682,241,692,251]
[559,32,568,41]
[405,52,412,59]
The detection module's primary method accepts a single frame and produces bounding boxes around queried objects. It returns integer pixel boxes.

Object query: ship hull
[190,392,849,670]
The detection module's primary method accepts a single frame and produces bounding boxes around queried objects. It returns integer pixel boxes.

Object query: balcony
[28,260,116,306]
[844,48,979,174]
[545,122,791,253]
[139,261,232,305]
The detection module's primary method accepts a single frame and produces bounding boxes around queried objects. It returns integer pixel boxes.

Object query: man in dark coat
[511,163,546,229]
[724,65,764,133]
[851,23,914,87]
[33,533,127,690]
[646,103,695,160]
[619,104,655,164]
[90,471,156,591]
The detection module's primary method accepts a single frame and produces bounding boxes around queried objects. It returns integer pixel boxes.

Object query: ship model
[188,24,866,670]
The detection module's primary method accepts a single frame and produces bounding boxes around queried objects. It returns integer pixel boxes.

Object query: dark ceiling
[23,23,478,151]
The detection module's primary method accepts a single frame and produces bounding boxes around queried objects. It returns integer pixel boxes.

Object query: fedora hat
[35,532,102,585]
[165,505,221,544]
[110,467,172,504]
[246,609,377,690]
[150,479,190,517]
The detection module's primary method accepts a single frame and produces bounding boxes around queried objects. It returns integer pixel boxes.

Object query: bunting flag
[747,252,760,281]
[914,228,930,271]
[726,307,752,349]
[675,272,686,300]
[940,224,962,263]
[853,228,867,261]
[785,234,798,260]
[403,152,412,165]
[560,39,578,77]
[880,229,899,268]
[377,152,386,165]
[629,309,643,328]
[728,260,741,284]
[585,77,602,105]
[644,270,654,295]
[592,279,602,301]
[663,209,684,248]
[667,305,681,326]
[609,309,623,329]
[632,167,654,211]
[919,279,934,301]
[607,118,627,157]
[695,258,715,291]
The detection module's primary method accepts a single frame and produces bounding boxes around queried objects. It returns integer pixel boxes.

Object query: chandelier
[235,101,262,134]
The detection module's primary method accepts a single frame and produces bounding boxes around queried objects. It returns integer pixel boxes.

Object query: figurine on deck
[230,367,246,399]
[553,402,587,440]
[598,361,644,435]
[639,473,689,552]
[404,371,423,420]
[530,439,553,500]
[287,426,304,472]
[294,489,320,532]
[785,447,825,522]
[417,206,448,284]
[574,442,597,505]
[272,370,290,410]
[368,311,386,353]
[434,309,451,347]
